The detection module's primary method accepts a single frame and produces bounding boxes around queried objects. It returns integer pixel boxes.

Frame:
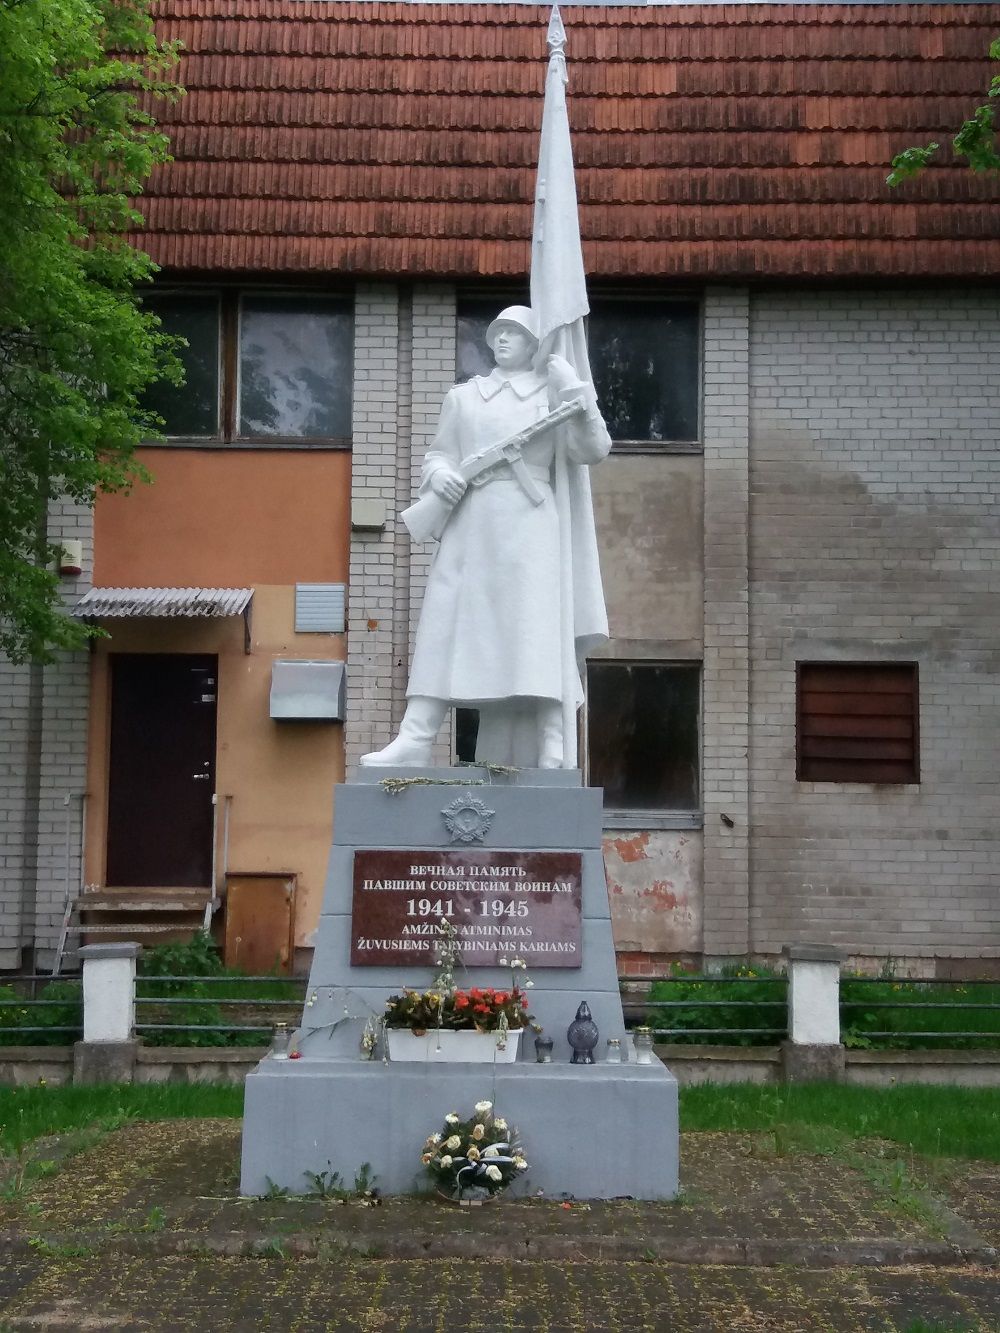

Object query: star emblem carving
[441,794,496,844]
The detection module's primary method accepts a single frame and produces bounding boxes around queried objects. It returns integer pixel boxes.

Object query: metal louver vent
[295,583,345,634]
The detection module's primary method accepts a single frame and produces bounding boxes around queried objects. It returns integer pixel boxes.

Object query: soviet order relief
[239,6,679,1203]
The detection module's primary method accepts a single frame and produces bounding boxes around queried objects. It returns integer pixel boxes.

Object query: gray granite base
[241,1058,678,1200]
[240,767,679,1199]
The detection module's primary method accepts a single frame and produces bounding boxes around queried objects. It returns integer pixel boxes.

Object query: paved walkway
[0,1120,997,1330]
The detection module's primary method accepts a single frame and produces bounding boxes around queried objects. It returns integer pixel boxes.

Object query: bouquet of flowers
[422,1100,528,1201]
[384,929,537,1036]
[384,982,533,1034]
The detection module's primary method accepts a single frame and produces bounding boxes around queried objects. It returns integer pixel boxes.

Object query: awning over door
[75,586,254,652]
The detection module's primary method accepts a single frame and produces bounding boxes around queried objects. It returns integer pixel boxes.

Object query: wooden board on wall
[224,873,296,975]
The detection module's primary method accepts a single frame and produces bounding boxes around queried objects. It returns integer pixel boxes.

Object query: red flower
[521,995,529,1007]
[455,994,470,1009]
[495,992,508,1004]
[474,1004,490,1015]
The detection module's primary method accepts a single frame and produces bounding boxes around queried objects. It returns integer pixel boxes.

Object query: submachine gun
[401,397,585,544]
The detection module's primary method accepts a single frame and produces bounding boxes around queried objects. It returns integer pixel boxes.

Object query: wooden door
[106,654,218,887]
[224,874,296,974]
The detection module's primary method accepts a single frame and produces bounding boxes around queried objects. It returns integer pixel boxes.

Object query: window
[455,295,700,448]
[587,662,700,813]
[796,663,919,783]
[142,291,353,444]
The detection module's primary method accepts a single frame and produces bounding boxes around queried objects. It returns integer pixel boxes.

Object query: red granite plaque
[350,849,582,968]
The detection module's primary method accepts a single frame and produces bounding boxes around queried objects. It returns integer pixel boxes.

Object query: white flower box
[386,1028,522,1064]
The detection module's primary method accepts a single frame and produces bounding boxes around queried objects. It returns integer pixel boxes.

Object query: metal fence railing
[134,974,307,1044]
[840,975,1000,1049]
[0,976,83,1045]
[620,973,789,1045]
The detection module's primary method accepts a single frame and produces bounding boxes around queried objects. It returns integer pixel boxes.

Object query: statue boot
[359,696,447,767]
[537,701,564,769]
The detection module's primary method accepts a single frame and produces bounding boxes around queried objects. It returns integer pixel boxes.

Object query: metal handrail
[135,996,301,1007]
[136,975,305,984]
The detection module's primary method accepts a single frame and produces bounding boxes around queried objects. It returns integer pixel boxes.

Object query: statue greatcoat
[406,364,612,709]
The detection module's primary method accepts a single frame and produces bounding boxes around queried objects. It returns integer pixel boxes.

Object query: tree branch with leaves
[0,0,182,662]
[888,37,1000,184]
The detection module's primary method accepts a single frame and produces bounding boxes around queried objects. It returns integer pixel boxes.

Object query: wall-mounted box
[270,660,346,721]
[351,499,387,531]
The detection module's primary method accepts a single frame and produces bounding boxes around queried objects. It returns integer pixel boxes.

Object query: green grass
[2,1081,999,1166]
[0,1084,243,1154]
[679,1082,1000,1162]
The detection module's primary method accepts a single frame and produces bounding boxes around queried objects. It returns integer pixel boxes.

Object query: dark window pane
[142,294,220,437]
[455,708,480,763]
[588,662,700,810]
[239,297,352,438]
[589,301,700,443]
[457,296,700,443]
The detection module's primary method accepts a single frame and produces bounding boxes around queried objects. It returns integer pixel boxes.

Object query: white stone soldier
[361,305,611,769]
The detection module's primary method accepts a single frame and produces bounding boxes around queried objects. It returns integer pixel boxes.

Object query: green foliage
[888,37,1000,184]
[0,0,182,662]
[841,973,1000,1051]
[0,980,81,1046]
[0,1084,243,1154]
[303,1166,344,1198]
[139,932,225,981]
[644,964,787,1047]
[136,932,302,1047]
[679,1083,1000,1162]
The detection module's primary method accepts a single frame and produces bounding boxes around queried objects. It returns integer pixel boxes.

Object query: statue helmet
[486,305,539,350]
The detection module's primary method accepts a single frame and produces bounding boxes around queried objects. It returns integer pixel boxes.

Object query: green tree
[888,37,1000,184]
[0,0,181,663]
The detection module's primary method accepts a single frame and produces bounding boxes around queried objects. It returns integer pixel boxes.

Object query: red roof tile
[141,2,1000,280]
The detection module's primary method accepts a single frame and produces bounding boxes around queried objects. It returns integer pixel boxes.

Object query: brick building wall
[344,283,400,771]
[701,288,752,959]
[0,497,92,970]
[747,289,1000,964]
[345,282,458,772]
[0,658,40,969]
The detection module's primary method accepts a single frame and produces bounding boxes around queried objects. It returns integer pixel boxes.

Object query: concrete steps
[76,888,221,948]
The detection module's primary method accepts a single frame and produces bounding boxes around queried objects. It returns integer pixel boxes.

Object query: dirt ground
[0,1119,997,1331]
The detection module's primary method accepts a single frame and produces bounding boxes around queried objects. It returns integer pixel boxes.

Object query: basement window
[796,662,919,784]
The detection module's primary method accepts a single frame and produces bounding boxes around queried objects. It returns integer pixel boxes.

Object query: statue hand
[430,467,467,504]
[546,354,586,399]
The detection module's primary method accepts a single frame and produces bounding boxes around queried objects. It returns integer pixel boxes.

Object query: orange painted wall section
[94,449,351,587]
[85,588,345,953]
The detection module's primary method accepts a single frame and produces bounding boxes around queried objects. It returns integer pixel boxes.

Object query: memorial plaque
[351,849,582,968]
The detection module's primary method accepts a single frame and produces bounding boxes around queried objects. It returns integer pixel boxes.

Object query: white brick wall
[0,658,40,968]
[701,288,751,958]
[748,289,1000,960]
[0,494,92,968]
[409,284,457,766]
[345,283,401,770]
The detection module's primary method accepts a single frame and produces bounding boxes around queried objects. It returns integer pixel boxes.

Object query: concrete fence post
[73,943,141,1084]
[781,943,845,1082]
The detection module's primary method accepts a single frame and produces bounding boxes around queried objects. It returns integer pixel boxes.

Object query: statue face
[491,324,536,373]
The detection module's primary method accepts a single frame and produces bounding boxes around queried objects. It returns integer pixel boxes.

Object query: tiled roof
[142,2,1000,280]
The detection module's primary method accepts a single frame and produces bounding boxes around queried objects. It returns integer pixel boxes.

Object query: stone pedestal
[240,767,679,1200]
